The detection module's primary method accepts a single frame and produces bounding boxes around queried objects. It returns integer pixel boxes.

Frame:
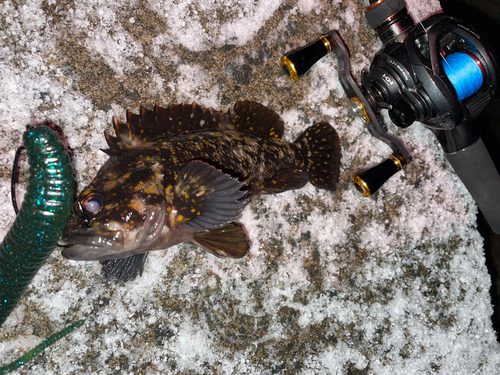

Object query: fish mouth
[59,203,166,261]
[59,228,125,260]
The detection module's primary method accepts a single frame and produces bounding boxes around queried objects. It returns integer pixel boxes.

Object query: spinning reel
[281,0,500,233]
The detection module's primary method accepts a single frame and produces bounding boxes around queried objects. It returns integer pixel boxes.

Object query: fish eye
[85,198,102,213]
[80,190,105,215]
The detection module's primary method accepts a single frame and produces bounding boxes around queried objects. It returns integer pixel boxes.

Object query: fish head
[60,162,168,261]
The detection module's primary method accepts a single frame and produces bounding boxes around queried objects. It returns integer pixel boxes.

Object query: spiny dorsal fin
[103,114,148,154]
[146,103,225,139]
[102,101,285,155]
[103,103,225,154]
[225,101,284,140]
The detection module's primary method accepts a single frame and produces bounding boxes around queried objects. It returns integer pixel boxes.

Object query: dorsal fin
[145,103,225,139]
[225,101,284,140]
[103,101,285,154]
[103,103,225,154]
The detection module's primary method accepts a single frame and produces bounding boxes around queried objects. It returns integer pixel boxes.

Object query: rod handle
[444,137,500,234]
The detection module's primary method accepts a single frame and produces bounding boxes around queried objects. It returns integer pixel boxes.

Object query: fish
[59,101,341,281]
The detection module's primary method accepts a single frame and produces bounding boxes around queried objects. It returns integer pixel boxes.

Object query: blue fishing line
[442,52,483,101]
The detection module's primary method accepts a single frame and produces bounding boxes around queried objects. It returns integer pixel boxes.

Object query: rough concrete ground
[0,0,499,374]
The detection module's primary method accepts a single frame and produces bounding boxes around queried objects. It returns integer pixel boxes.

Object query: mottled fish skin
[100,131,300,196]
[59,101,341,281]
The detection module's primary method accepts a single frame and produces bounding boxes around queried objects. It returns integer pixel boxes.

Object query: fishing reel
[281,0,500,234]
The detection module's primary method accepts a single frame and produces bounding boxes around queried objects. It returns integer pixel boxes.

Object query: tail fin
[294,122,341,191]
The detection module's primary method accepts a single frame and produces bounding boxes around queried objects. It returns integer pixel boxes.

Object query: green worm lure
[0,125,75,325]
[0,125,83,373]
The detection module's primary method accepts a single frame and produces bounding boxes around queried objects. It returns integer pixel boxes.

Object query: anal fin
[100,253,149,282]
[192,223,250,258]
[260,169,308,194]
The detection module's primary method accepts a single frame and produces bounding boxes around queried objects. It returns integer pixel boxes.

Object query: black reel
[281,0,500,233]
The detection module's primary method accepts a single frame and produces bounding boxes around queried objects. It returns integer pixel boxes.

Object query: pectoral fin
[168,160,248,232]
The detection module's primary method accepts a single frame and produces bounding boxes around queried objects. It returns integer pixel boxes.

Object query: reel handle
[280,34,335,81]
[352,153,406,197]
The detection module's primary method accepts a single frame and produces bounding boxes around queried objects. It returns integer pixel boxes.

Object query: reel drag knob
[352,153,406,197]
[281,34,335,81]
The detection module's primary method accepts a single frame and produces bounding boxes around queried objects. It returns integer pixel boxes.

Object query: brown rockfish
[59,101,341,281]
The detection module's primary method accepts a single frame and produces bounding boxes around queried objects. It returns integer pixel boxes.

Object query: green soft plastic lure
[0,125,75,325]
[0,125,83,373]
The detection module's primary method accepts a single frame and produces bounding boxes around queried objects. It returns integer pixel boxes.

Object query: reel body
[366,14,496,131]
[281,0,500,233]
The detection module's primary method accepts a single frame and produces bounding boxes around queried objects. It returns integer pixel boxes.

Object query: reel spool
[442,51,485,101]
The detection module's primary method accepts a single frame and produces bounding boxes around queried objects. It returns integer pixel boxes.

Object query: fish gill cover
[0,0,499,374]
